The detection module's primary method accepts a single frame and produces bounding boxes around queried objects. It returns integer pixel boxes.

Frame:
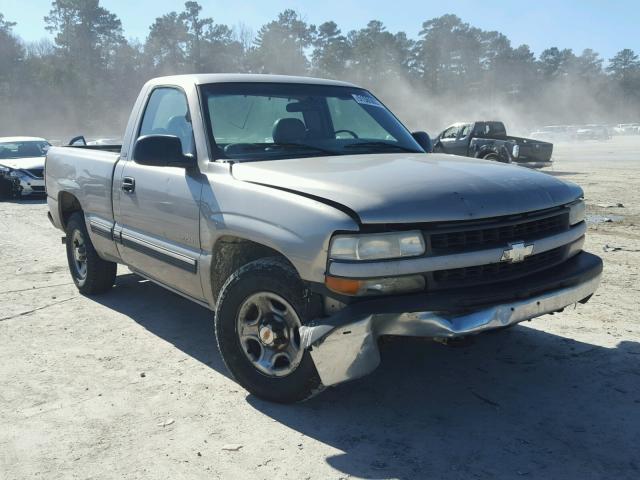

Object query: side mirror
[411,131,433,153]
[133,135,196,168]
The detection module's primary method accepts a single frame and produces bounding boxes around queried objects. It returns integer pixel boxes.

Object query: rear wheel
[214,258,323,403]
[65,212,117,294]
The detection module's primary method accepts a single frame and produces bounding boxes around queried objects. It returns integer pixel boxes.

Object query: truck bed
[506,136,553,164]
[67,144,122,153]
[45,145,120,229]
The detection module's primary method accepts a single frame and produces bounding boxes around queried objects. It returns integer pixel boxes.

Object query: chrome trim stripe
[328,222,587,279]
[89,219,114,240]
[120,232,198,273]
[90,224,113,239]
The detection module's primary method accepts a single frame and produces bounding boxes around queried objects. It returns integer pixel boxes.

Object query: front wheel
[214,258,323,403]
[65,212,117,294]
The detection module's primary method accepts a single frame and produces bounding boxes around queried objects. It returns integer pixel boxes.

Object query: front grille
[26,168,44,178]
[431,246,566,289]
[428,211,569,254]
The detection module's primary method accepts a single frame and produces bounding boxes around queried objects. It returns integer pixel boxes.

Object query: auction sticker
[352,93,383,108]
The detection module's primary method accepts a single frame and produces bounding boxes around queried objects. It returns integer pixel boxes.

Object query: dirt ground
[1,137,639,480]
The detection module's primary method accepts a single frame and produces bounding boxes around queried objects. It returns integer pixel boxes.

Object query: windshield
[0,141,50,159]
[200,83,423,161]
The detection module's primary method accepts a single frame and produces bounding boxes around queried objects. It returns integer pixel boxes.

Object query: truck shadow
[96,274,639,479]
[2,196,47,204]
[250,333,640,479]
[544,170,583,177]
[95,273,229,376]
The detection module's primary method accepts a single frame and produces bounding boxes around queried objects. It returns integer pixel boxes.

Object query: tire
[215,257,324,403]
[483,153,502,162]
[65,212,117,295]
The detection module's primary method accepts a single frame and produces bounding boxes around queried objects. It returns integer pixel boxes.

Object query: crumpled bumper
[18,176,45,196]
[301,252,602,387]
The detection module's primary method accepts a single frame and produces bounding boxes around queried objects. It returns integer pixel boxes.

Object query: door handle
[122,176,135,193]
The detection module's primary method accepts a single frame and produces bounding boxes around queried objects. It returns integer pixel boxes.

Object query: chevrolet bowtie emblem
[500,241,534,263]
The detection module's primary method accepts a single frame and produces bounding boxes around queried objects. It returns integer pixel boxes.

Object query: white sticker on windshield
[352,93,383,108]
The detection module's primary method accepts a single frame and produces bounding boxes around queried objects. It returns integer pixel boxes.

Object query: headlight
[512,144,520,158]
[330,231,425,261]
[569,199,585,225]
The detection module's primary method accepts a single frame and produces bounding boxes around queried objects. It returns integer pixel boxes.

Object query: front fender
[199,166,359,285]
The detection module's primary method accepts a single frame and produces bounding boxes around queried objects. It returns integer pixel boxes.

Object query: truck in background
[434,121,553,168]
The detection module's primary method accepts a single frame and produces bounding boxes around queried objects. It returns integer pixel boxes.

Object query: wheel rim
[236,292,303,377]
[71,229,88,280]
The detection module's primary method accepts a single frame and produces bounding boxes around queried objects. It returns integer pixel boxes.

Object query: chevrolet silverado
[45,74,602,402]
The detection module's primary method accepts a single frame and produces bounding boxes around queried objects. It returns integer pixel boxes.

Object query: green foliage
[250,9,314,75]
[0,2,638,138]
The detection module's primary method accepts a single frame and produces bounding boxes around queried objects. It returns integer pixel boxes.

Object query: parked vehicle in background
[0,136,50,199]
[530,125,576,143]
[434,121,553,168]
[68,136,122,146]
[46,74,601,403]
[612,123,640,135]
[575,124,611,141]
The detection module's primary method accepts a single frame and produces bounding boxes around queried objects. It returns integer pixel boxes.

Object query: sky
[2,0,639,60]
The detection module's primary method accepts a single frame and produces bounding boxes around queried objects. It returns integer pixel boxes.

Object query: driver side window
[441,126,459,139]
[139,87,194,155]
[459,124,472,138]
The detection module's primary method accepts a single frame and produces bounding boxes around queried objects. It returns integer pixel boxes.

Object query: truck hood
[231,153,582,224]
[0,156,45,170]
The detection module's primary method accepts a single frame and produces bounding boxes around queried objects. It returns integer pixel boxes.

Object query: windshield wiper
[270,143,338,155]
[343,141,420,153]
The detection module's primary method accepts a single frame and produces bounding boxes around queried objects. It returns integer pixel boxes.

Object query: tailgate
[513,138,553,162]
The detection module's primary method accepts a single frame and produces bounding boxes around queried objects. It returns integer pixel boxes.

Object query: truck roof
[145,73,358,89]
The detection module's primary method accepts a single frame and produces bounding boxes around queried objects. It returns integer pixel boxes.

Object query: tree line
[1,0,639,139]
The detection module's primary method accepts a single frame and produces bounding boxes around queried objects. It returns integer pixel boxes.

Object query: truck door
[448,123,472,156]
[113,87,205,301]
[436,125,461,154]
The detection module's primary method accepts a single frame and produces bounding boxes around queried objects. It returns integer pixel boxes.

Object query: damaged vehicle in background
[0,136,50,199]
[68,135,123,147]
[433,121,553,168]
[46,74,602,403]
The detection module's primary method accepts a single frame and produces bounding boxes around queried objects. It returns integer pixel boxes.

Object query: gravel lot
[1,138,639,479]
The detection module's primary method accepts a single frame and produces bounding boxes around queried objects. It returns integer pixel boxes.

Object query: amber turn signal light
[325,276,362,296]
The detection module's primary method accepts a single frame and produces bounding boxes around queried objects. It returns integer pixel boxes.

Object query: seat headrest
[272,118,306,144]
[17,143,42,157]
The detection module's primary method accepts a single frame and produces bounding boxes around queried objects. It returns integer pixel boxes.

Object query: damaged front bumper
[0,171,45,197]
[301,251,602,387]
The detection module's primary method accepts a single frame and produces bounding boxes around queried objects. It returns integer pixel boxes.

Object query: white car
[529,125,576,142]
[612,123,640,135]
[0,136,50,198]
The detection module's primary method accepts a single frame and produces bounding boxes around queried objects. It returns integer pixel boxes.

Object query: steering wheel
[334,129,359,139]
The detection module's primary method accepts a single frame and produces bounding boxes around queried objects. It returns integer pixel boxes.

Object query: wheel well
[58,192,82,228]
[210,236,293,304]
